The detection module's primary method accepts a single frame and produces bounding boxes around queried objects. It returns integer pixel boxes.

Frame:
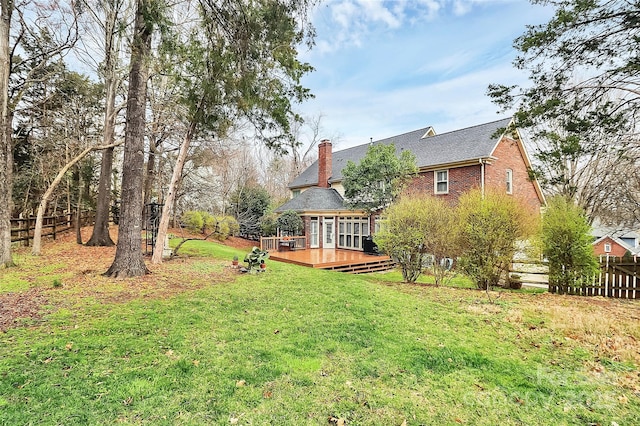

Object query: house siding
[593,236,629,257]
[486,137,542,212]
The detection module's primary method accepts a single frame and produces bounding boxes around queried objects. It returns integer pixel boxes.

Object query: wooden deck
[269,248,395,274]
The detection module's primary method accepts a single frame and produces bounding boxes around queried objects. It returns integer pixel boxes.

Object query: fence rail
[548,256,639,299]
[260,236,307,252]
[10,212,95,246]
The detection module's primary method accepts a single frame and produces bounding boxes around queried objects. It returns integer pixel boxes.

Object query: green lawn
[1,238,638,425]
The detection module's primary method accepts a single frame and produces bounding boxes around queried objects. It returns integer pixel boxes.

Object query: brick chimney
[317,139,332,188]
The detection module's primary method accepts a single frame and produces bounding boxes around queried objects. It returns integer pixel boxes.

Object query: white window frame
[506,169,513,194]
[310,217,319,248]
[434,170,449,194]
[604,243,612,253]
[337,216,370,250]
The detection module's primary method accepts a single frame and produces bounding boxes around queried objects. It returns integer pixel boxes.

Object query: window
[604,243,612,253]
[337,216,370,250]
[506,169,513,194]
[435,170,448,194]
[292,189,301,197]
[310,217,319,248]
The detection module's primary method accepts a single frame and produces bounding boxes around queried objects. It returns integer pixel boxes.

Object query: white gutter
[479,158,485,198]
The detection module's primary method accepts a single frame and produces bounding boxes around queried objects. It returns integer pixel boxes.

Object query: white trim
[506,169,513,194]
[310,217,319,248]
[434,169,449,194]
[337,216,369,250]
[323,217,335,249]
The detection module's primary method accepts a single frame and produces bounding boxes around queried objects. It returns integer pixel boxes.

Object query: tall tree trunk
[143,139,159,206]
[0,0,13,268]
[87,2,121,247]
[87,145,115,246]
[105,0,151,277]
[151,119,197,264]
[75,169,83,244]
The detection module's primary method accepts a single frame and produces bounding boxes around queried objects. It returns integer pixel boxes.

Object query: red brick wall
[407,164,482,204]
[318,140,332,188]
[485,137,542,212]
[593,237,629,257]
[404,136,542,215]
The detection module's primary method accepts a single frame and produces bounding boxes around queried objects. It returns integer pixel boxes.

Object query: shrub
[260,214,278,237]
[182,211,205,233]
[456,189,538,290]
[541,196,599,293]
[375,194,459,284]
[210,215,239,241]
[276,210,303,236]
[181,211,238,240]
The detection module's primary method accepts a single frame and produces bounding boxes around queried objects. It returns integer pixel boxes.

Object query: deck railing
[260,236,306,251]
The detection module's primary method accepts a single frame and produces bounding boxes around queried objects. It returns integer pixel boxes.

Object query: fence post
[26,217,31,247]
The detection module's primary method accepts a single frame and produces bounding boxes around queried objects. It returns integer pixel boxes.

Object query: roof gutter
[479,158,485,198]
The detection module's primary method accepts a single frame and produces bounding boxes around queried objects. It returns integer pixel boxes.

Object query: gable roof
[289,117,513,189]
[274,187,345,213]
[592,235,639,255]
[591,223,640,241]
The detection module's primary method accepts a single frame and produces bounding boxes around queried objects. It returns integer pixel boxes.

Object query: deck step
[321,259,396,274]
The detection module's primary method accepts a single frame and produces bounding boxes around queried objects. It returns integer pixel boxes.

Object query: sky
[296,0,554,150]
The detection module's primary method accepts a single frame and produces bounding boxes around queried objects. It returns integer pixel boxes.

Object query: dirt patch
[221,236,256,249]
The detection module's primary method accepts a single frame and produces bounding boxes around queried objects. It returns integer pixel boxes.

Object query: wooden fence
[548,256,639,299]
[10,211,95,246]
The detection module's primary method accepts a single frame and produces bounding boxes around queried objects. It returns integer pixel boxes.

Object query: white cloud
[310,0,522,55]
[298,0,554,148]
[356,0,402,28]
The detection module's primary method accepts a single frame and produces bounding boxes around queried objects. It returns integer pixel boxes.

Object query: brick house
[592,225,640,257]
[275,117,545,251]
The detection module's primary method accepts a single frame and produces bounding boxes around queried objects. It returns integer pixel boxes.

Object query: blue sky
[297,0,554,149]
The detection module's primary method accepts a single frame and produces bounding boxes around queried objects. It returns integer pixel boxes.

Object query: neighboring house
[592,225,640,257]
[276,117,546,251]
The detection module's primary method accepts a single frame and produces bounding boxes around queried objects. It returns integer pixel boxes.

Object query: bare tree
[523,118,640,225]
[257,114,340,200]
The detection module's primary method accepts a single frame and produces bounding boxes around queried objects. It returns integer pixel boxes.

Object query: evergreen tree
[342,143,417,216]
[542,196,599,294]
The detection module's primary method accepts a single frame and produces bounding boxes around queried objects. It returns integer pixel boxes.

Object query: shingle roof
[274,187,345,213]
[591,224,640,241]
[289,117,513,189]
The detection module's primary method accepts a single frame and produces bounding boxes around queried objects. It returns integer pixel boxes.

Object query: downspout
[479,158,485,198]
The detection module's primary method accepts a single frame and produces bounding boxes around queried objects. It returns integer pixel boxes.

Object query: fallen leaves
[0,288,47,332]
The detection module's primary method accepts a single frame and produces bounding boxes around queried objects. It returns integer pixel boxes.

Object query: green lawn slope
[1,237,638,425]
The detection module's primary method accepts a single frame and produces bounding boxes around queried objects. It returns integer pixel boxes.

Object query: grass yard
[1,230,639,425]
